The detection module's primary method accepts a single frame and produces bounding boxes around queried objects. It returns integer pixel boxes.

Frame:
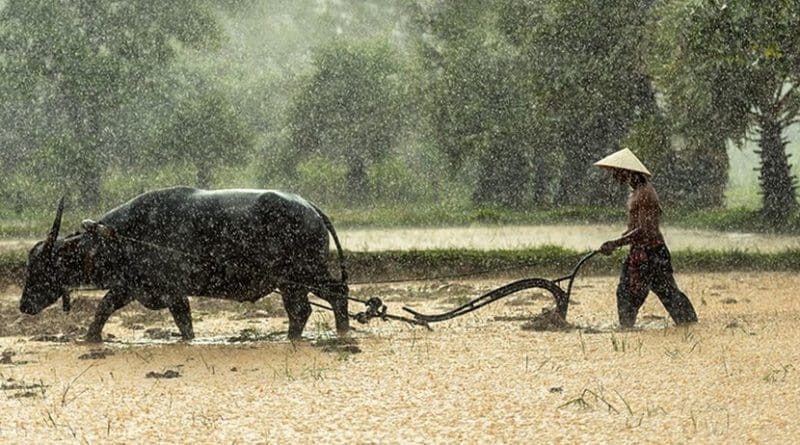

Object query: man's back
[627,181,664,248]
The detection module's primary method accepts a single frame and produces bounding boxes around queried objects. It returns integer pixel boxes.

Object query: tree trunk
[346,158,368,202]
[530,152,557,207]
[696,139,728,208]
[554,136,594,206]
[78,166,102,210]
[667,136,729,209]
[77,105,104,210]
[555,131,612,207]
[757,115,796,221]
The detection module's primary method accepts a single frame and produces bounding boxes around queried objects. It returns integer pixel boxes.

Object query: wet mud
[0,272,799,443]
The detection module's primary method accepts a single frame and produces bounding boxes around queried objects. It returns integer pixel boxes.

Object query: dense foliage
[0,0,798,227]
[289,40,402,201]
[648,0,800,221]
[0,0,223,208]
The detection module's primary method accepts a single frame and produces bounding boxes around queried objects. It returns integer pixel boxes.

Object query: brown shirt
[627,181,665,248]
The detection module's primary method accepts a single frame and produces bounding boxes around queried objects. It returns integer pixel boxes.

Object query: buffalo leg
[86,288,132,343]
[281,285,311,340]
[330,294,349,336]
[167,296,194,340]
[317,280,350,336]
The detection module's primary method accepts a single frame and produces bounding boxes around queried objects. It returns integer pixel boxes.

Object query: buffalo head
[19,197,71,315]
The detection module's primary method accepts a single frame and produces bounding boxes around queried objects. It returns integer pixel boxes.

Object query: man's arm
[599,228,640,255]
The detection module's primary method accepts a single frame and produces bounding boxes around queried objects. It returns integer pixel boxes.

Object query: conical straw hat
[593,148,651,176]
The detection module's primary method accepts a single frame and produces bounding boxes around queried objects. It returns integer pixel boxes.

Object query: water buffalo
[19,187,349,342]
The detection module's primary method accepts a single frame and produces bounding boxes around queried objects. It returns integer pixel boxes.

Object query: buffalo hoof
[287,329,306,341]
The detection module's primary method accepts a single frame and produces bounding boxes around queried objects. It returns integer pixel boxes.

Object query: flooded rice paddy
[4,224,800,254]
[339,224,800,252]
[1,270,798,443]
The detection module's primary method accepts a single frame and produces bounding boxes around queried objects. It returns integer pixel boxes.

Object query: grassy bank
[346,248,800,284]
[2,247,798,288]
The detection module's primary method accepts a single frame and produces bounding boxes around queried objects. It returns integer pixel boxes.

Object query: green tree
[288,40,403,200]
[407,1,553,208]
[0,0,222,208]
[500,0,659,206]
[648,0,800,220]
[158,84,255,189]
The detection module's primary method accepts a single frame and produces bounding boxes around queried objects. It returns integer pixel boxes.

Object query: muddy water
[1,272,799,443]
[340,224,800,252]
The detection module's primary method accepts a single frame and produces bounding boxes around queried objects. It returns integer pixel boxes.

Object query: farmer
[594,148,698,328]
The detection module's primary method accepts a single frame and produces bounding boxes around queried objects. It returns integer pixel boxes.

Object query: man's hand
[599,241,617,256]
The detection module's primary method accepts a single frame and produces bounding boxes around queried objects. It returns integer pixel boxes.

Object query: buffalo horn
[47,196,66,242]
[42,196,65,257]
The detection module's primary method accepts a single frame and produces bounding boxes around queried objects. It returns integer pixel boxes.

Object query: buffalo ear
[97,224,117,239]
[82,219,116,240]
[81,219,98,233]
